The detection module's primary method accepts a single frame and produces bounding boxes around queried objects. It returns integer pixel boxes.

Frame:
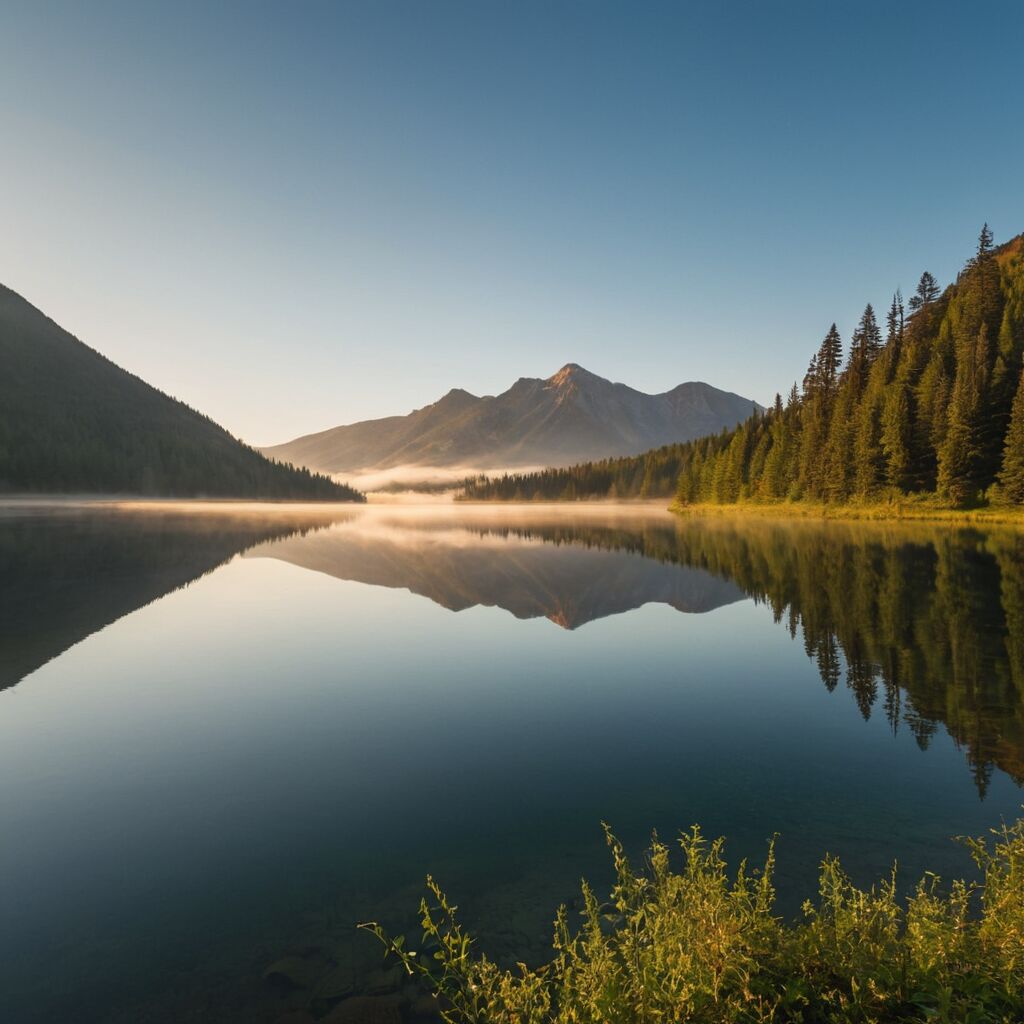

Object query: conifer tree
[908,271,940,313]
[854,363,887,497]
[938,327,986,505]
[798,395,827,498]
[929,368,952,461]
[823,388,855,502]
[956,224,1002,350]
[817,323,843,396]
[992,306,1020,403]
[802,353,819,398]
[975,222,995,265]
[880,379,912,490]
[847,304,882,395]
[885,292,905,378]
[1000,369,1024,504]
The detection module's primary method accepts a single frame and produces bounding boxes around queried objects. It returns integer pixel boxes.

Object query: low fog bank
[336,463,548,500]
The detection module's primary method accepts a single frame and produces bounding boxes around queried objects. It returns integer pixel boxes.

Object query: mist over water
[1,502,1022,1022]
[336,463,549,497]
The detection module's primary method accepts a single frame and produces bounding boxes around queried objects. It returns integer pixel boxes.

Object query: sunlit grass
[671,495,1024,526]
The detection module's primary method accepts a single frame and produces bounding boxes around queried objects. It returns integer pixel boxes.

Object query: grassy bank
[670,496,1024,527]
[365,819,1024,1023]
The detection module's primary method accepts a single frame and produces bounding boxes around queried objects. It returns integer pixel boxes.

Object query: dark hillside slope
[0,284,362,500]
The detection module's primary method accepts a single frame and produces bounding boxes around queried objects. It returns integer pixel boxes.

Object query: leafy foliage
[364,818,1024,1023]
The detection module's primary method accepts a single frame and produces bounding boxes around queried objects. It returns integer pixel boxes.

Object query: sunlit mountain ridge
[262,363,761,477]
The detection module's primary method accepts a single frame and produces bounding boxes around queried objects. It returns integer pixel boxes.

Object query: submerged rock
[314,963,357,1001]
[263,951,331,991]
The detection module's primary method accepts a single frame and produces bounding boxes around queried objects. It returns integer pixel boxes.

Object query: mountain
[0,284,363,500]
[262,364,761,475]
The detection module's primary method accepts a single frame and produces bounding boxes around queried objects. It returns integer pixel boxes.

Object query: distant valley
[262,363,761,483]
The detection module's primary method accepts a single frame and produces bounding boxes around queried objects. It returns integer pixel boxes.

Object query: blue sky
[2,0,1022,444]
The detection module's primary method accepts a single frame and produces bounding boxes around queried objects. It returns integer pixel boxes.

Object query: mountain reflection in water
[246,513,746,628]
[3,503,1024,795]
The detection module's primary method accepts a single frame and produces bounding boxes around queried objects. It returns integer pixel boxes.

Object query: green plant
[362,817,1024,1023]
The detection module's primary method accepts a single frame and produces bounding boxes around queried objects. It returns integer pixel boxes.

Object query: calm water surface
[1,501,1023,1022]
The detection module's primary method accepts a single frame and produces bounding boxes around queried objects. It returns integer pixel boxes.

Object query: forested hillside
[0,284,363,500]
[460,440,695,500]
[462,226,1024,508]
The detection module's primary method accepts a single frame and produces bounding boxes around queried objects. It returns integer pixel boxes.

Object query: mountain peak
[263,365,762,475]
[439,387,477,403]
[547,363,602,388]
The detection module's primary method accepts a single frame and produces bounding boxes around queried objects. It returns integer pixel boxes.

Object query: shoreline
[0,494,367,514]
[5,492,1023,528]
[669,499,1024,527]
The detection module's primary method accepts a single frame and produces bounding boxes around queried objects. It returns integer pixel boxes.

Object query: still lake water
[1,501,1023,1022]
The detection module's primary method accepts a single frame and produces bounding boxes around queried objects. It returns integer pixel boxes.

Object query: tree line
[462,226,1024,508]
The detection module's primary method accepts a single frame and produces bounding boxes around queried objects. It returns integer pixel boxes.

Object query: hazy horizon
[3,0,1023,446]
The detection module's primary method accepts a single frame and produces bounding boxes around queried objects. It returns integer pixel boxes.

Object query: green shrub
[362,818,1024,1023]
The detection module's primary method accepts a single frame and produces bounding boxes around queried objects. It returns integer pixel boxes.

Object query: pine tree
[992,306,1020,403]
[884,292,905,379]
[823,388,855,502]
[798,395,827,498]
[956,224,1002,349]
[1000,369,1024,504]
[817,324,843,396]
[847,304,882,395]
[908,271,940,313]
[802,353,819,399]
[938,327,987,505]
[758,394,788,498]
[853,366,887,497]
[974,222,995,266]
[880,379,912,490]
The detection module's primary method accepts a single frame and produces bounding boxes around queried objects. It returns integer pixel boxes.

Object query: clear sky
[2,0,1022,445]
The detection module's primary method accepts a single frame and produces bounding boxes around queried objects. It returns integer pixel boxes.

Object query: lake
[1,501,1022,1022]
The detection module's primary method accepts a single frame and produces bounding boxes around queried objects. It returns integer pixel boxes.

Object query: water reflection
[4,504,1024,796]
[248,510,745,627]
[2,503,1023,1022]
[238,509,1024,797]
[645,519,1024,797]
[0,503,352,692]
[486,514,1023,796]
